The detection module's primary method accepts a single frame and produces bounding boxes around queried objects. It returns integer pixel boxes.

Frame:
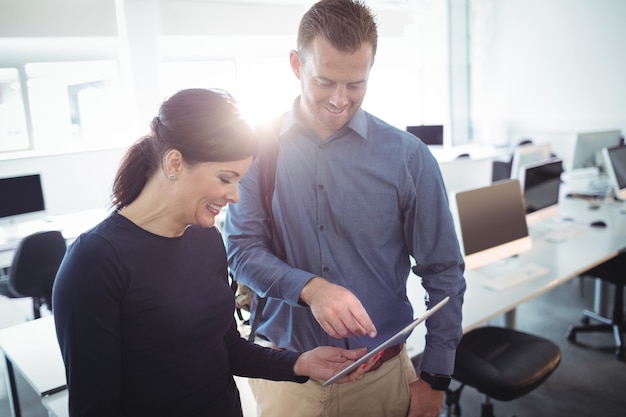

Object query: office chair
[444,326,561,417]
[492,138,545,182]
[566,253,626,360]
[0,230,67,319]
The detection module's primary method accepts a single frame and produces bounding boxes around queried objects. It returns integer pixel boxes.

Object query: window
[0,67,29,153]
[25,60,133,152]
[159,60,239,102]
[1,1,455,156]
[234,55,299,127]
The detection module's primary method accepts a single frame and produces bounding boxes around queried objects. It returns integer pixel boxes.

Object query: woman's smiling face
[176,157,252,229]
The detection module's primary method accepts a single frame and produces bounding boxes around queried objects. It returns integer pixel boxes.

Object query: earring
[168,174,176,181]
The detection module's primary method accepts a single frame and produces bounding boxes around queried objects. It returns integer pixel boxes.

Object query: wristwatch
[419,370,452,391]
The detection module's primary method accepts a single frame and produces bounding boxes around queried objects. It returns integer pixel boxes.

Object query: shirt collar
[283,96,368,141]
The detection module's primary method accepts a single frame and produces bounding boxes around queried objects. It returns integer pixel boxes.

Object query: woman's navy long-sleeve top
[53,213,304,417]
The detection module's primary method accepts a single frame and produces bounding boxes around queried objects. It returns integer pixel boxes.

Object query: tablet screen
[322,296,450,386]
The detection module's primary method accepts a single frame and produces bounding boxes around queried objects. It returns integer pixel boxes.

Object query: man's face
[290,37,374,140]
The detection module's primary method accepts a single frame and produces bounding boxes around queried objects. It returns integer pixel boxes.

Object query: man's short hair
[297,0,378,61]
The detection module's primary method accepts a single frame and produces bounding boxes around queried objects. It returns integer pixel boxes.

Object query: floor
[0,297,51,417]
[1,277,625,417]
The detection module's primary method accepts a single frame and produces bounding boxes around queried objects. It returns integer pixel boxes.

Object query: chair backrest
[9,230,67,299]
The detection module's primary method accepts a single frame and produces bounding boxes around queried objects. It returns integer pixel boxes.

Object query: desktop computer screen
[602,144,626,200]
[0,174,46,219]
[570,130,622,170]
[521,158,563,215]
[450,179,531,270]
[510,143,552,180]
[406,125,444,146]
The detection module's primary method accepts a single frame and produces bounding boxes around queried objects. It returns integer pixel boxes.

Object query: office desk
[2,199,625,416]
[0,316,66,417]
[0,208,109,269]
[43,390,68,417]
[428,143,509,163]
[406,197,626,358]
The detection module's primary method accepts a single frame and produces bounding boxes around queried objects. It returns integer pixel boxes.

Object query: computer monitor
[0,174,46,220]
[406,125,444,146]
[570,130,622,171]
[602,144,626,200]
[450,179,531,270]
[438,157,493,194]
[521,158,564,225]
[510,143,552,180]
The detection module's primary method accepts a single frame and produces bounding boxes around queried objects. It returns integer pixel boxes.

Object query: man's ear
[289,50,302,80]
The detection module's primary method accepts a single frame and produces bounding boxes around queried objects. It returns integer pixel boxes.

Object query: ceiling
[176,0,413,11]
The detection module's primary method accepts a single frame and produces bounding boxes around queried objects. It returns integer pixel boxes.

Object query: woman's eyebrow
[220,169,242,178]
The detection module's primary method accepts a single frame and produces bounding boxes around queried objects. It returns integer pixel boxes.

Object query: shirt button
[323,266,330,273]
[318,184,324,190]
[319,225,324,231]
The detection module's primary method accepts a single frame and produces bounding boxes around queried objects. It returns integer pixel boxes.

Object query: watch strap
[419,370,452,391]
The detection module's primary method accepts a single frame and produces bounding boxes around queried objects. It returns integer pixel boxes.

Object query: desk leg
[504,309,517,328]
[593,278,611,317]
[4,356,22,417]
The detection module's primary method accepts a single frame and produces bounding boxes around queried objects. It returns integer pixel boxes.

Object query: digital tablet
[322,296,450,386]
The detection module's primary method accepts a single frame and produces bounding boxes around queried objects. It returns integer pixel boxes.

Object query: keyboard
[544,225,586,243]
[483,263,550,291]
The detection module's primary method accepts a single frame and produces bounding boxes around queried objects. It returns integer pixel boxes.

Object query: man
[225,1,466,416]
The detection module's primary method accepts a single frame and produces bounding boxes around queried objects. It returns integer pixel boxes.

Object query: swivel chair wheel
[566,326,577,342]
[580,315,590,325]
[617,346,625,361]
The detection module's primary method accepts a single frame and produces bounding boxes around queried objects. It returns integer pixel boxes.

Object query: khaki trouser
[249,345,416,417]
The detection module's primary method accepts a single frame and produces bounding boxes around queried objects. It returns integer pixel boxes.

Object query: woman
[52,88,372,417]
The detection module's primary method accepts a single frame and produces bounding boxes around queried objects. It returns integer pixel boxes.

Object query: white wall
[0,0,445,218]
[470,0,626,164]
[0,147,126,217]
[2,0,626,216]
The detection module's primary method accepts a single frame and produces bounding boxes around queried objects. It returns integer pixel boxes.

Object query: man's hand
[408,378,445,417]
[293,346,383,383]
[300,277,377,339]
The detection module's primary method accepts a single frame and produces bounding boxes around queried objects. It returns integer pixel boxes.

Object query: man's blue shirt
[225,103,466,374]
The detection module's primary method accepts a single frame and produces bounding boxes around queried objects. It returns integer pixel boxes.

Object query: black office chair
[491,139,534,182]
[0,230,67,319]
[445,326,561,417]
[566,253,626,360]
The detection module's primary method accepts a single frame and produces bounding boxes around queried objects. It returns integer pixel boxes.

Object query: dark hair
[111,88,258,209]
[297,0,378,60]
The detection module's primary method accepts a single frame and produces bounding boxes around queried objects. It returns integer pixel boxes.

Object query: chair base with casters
[445,326,561,417]
[566,254,626,360]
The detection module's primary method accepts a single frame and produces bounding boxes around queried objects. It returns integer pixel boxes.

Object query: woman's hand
[293,346,383,383]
